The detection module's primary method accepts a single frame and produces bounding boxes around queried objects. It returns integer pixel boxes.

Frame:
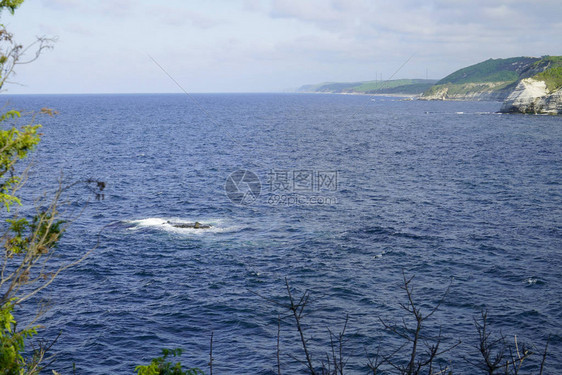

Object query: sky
[2,0,562,94]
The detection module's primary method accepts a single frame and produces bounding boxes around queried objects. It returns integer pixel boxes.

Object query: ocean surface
[2,93,561,374]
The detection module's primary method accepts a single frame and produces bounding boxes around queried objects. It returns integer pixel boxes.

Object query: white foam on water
[426,111,500,115]
[373,250,387,260]
[125,217,242,234]
[127,218,167,228]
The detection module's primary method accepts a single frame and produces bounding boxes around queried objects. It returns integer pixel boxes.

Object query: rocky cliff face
[500,78,562,115]
[419,82,513,101]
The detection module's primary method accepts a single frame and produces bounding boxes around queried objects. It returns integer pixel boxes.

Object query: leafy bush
[0,302,39,374]
[135,349,204,375]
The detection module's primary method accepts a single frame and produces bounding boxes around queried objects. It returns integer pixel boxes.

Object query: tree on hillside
[0,2,101,373]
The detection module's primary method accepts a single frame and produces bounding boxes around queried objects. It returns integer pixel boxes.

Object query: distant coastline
[298,56,562,114]
[296,79,436,96]
[298,91,419,98]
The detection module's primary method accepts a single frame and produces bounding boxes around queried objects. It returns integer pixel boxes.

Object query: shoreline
[297,91,421,98]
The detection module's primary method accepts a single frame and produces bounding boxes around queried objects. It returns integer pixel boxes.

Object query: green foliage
[3,208,65,265]
[135,349,204,375]
[5,217,29,254]
[354,79,435,93]
[533,66,562,92]
[0,302,39,375]
[436,57,539,85]
[0,3,67,373]
[426,56,562,98]
[0,116,41,211]
[424,81,514,98]
[362,82,436,95]
[30,210,65,243]
[475,70,519,82]
[299,81,364,92]
[532,55,562,68]
[0,107,58,374]
[0,0,24,15]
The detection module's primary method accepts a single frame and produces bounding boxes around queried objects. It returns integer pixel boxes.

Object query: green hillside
[298,56,562,100]
[436,57,539,85]
[529,56,562,91]
[298,79,436,95]
[534,67,562,91]
[422,56,562,100]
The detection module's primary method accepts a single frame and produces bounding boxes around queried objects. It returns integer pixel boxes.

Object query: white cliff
[500,78,562,115]
[420,82,512,101]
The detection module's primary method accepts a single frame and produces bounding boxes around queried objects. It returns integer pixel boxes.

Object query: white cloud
[64,23,94,36]
[152,7,224,29]
[3,0,562,93]
[39,0,84,11]
[270,0,343,22]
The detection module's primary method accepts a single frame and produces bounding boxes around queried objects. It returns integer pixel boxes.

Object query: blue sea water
[2,93,561,374]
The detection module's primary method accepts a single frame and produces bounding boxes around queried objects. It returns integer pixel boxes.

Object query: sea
[2,93,561,374]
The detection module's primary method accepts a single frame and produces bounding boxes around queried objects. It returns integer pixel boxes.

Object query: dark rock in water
[167,221,212,229]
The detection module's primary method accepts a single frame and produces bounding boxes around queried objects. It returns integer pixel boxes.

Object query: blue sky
[3,0,562,94]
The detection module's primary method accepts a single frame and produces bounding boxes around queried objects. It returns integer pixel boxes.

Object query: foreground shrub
[135,348,204,375]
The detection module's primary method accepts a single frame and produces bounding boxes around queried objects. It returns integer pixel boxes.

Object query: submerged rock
[167,221,212,229]
[500,78,562,115]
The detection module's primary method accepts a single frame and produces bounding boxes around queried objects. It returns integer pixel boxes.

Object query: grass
[354,79,422,92]
[532,66,562,92]
[301,56,562,99]
[423,81,514,97]
[532,55,562,68]
[436,57,539,85]
[299,79,437,94]
[423,56,562,98]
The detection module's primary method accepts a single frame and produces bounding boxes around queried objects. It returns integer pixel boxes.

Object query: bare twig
[0,27,56,91]
[209,331,214,375]
[277,314,282,375]
[325,314,349,375]
[539,335,550,375]
[285,277,316,375]
[26,330,62,374]
[470,310,506,374]
[377,271,455,375]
